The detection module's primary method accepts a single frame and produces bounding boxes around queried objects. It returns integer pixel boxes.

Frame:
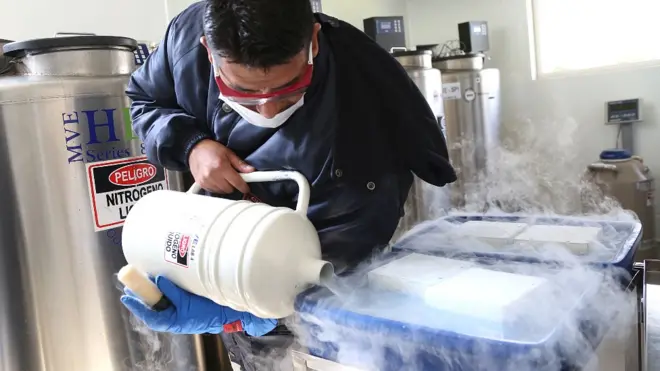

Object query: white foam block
[451,221,529,248]
[513,224,602,255]
[423,268,551,328]
[367,253,474,297]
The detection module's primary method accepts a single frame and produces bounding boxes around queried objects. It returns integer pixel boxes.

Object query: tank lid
[600,148,632,160]
[416,44,439,51]
[434,52,485,62]
[2,36,138,58]
[391,50,432,57]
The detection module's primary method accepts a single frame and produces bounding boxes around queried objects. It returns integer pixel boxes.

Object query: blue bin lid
[600,148,632,160]
[393,214,641,273]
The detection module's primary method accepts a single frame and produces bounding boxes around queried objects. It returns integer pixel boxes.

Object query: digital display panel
[379,21,392,32]
[606,99,641,123]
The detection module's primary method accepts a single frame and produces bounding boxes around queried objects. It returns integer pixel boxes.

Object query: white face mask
[221,95,305,129]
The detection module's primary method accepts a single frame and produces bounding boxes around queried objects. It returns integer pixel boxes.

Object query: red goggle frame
[214,45,314,105]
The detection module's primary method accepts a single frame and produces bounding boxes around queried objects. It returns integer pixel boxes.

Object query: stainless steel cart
[635,260,660,371]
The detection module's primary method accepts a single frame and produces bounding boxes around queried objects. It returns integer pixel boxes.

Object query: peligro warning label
[86,156,168,231]
[164,231,199,268]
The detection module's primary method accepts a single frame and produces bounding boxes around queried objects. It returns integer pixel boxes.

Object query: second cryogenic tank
[435,54,501,208]
[0,36,203,371]
[393,50,448,233]
[586,149,657,260]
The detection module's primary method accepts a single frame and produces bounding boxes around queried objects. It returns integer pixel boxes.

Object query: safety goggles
[214,45,314,106]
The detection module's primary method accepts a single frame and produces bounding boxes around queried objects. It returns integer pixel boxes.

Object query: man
[120,0,456,370]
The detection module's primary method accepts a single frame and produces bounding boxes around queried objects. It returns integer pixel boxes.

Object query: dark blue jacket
[126,2,456,268]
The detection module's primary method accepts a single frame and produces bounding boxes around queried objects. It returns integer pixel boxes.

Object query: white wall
[0,0,169,42]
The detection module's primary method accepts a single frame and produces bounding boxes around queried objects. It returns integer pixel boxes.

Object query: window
[531,0,660,76]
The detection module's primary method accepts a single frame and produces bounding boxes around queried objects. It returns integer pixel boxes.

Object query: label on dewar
[164,231,199,268]
[86,156,168,231]
[442,82,461,100]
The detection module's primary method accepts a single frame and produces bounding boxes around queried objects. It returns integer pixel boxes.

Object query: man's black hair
[203,0,315,69]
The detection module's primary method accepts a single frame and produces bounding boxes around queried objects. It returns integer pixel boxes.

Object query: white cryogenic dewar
[424,268,552,333]
[513,224,603,255]
[121,171,334,319]
[451,220,528,248]
[367,253,474,296]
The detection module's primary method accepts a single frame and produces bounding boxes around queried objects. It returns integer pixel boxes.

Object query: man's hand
[121,276,278,337]
[188,139,255,194]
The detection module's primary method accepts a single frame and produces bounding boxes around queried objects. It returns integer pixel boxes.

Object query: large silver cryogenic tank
[392,50,448,235]
[434,54,501,208]
[0,36,203,371]
[392,50,445,131]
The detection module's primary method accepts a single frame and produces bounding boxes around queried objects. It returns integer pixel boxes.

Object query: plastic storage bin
[294,251,625,371]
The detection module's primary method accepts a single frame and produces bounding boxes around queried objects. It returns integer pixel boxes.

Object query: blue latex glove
[120,276,277,337]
